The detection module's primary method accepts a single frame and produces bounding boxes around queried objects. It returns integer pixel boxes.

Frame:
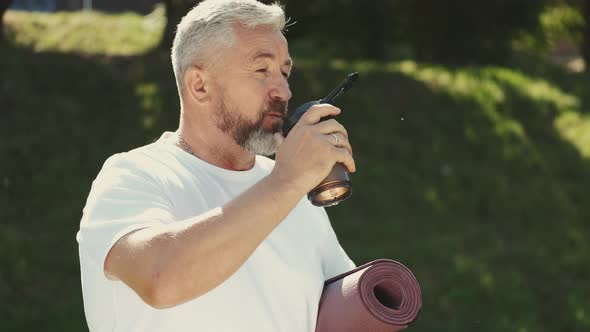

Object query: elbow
[144,293,175,310]
[141,271,180,309]
[141,269,208,309]
[142,289,170,310]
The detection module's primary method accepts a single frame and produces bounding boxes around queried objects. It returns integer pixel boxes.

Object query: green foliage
[280,0,553,64]
[542,4,585,44]
[279,0,396,60]
[397,0,548,64]
[2,8,590,332]
[513,3,585,53]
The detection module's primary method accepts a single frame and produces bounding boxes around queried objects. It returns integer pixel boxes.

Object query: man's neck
[177,119,256,172]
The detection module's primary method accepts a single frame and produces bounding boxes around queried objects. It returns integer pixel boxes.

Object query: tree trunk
[583,0,590,70]
[160,0,175,49]
[159,0,196,50]
[0,0,14,42]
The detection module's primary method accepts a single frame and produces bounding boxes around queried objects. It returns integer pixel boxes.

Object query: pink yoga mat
[315,259,422,332]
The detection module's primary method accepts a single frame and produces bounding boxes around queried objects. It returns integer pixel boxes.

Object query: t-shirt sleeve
[318,208,357,280]
[77,154,175,272]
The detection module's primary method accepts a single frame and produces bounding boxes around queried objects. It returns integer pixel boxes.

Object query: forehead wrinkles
[231,25,289,66]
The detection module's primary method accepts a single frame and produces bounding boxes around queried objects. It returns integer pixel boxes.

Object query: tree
[160,0,199,50]
[397,0,549,65]
[0,0,14,42]
[583,0,590,67]
[278,0,398,60]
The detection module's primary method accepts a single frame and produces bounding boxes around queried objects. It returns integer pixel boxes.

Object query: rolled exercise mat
[315,259,422,332]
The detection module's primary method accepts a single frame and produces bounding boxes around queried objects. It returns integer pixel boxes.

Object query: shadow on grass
[0,42,179,330]
[1,42,589,332]
[295,65,590,331]
[509,52,590,114]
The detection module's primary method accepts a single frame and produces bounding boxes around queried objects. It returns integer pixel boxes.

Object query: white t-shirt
[76,132,356,332]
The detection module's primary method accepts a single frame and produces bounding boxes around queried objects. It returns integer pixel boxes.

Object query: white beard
[242,126,277,156]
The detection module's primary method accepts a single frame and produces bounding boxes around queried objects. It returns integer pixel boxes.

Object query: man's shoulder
[99,142,276,183]
[100,142,164,172]
[94,140,183,191]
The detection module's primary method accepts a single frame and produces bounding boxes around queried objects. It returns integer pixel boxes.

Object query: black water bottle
[282,73,358,207]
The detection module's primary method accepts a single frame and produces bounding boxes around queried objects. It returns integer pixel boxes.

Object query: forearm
[107,172,306,308]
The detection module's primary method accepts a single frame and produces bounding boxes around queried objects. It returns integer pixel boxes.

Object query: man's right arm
[104,105,356,309]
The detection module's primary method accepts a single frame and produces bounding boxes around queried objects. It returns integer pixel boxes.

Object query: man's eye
[256,68,268,73]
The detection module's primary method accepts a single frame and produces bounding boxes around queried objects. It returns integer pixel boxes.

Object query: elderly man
[77,0,356,331]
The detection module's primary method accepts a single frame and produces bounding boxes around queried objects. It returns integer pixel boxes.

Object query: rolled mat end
[316,259,422,332]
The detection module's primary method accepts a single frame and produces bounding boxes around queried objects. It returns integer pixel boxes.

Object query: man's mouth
[261,111,285,133]
[265,112,285,119]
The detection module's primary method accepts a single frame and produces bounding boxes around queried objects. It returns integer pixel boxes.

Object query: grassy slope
[3,6,165,55]
[2,9,590,332]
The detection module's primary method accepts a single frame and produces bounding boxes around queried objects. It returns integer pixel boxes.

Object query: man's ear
[184,65,210,104]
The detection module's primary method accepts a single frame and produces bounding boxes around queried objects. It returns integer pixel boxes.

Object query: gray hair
[171,0,286,92]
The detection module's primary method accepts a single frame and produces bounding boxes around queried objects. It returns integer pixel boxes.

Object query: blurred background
[1,0,589,331]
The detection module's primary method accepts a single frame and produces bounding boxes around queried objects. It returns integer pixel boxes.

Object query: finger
[274,132,284,147]
[298,104,341,126]
[326,133,353,156]
[335,133,353,155]
[313,119,348,139]
[332,146,356,173]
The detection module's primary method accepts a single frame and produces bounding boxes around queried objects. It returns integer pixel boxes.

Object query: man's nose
[269,76,292,102]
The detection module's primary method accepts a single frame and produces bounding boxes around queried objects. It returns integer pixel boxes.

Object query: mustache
[264,99,288,117]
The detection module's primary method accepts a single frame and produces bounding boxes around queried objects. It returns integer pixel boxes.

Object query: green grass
[4,6,165,55]
[1,9,590,332]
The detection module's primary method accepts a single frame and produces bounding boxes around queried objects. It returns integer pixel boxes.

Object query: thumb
[274,132,285,147]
